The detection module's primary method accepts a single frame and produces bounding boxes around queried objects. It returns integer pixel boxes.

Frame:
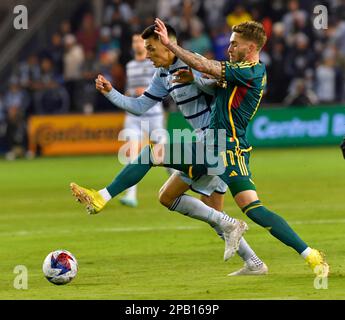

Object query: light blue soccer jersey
[125,59,163,117]
[105,57,216,131]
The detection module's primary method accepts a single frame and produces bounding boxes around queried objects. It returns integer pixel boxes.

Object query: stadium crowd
[0,0,344,158]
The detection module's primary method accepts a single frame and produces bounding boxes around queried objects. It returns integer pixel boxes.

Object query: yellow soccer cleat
[70,182,106,215]
[305,248,329,277]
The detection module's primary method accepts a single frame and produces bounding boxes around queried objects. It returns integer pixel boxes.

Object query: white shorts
[177,171,228,196]
[124,114,167,143]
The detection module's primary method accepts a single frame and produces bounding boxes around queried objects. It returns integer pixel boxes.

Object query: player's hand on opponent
[154,18,170,46]
[172,69,194,84]
[95,74,113,95]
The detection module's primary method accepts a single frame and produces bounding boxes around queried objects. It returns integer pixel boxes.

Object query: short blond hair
[232,21,267,50]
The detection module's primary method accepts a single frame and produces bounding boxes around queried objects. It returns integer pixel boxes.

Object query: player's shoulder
[226,61,266,77]
[225,61,265,70]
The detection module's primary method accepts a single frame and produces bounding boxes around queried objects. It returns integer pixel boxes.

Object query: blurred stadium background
[0,0,344,158]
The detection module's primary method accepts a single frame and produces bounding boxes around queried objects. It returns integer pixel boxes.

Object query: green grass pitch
[0,146,344,300]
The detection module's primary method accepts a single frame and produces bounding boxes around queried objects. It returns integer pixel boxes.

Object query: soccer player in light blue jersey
[119,33,165,208]
[71,24,267,276]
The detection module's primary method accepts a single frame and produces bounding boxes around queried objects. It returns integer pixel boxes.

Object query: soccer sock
[243,200,308,254]
[98,188,112,202]
[300,247,312,259]
[106,145,153,198]
[169,194,237,227]
[247,254,264,268]
[170,196,263,263]
[238,238,262,264]
[125,185,137,200]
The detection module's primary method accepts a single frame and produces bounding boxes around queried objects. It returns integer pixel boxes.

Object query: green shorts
[217,148,256,197]
[159,140,256,197]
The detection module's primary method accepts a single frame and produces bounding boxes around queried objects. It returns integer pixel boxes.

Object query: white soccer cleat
[228,261,268,276]
[222,220,248,261]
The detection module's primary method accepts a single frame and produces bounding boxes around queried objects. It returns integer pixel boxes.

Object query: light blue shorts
[177,171,228,196]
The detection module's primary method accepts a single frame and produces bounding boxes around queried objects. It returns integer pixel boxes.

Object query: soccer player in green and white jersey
[71,19,328,276]
[71,23,268,275]
[152,18,328,276]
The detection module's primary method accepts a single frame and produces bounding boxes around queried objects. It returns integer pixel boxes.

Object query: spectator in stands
[63,34,84,112]
[60,20,72,37]
[81,51,100,113]
[250,6,273,44]
[33,57,70,114]
[328,16,345,56]
[16,54,41,90]
[169,0,203,42]
[98,26,120,62]
[133,0,157,21]
[103,0,134,25]
[285,32,315,81]
[110,56,126,94]
[226,4,252,28]
[284,78,318,106]
[211,22,232,61]
[3,0,345,110]
[266,39,288,102]
[200,0,226,29]
[314,55,342,104]
[268,0,286,22]
[76,13,99,55]
[157,0,181,21]
[107,5,132,65]
[282,0,308,37]
[3,78,30,160]
[42,32,64,75]
[183,19,213,58]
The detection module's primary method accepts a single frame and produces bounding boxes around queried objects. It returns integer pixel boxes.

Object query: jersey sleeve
[220,61,254,86]
[143,69,169,101]
[105,89,158,116]
[104,70,168,116]
[192,70,217,96]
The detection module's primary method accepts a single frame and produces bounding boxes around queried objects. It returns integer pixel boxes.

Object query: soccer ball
[42,250,78,285]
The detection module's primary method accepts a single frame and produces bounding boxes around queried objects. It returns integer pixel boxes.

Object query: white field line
[0,225,202,237]
[0,218,345,238]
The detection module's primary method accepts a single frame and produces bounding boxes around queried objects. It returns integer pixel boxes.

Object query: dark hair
[141,23,177,40]
[232,21,267,50]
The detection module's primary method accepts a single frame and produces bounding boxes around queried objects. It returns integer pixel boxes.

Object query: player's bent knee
[158,189,174,208]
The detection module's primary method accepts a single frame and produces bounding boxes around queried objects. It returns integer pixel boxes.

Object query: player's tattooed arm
[154,18,222,79]
[168,43,222,78]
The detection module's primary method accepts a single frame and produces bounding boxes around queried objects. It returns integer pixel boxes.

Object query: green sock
[243,201,308,254]
[106,145,153,198]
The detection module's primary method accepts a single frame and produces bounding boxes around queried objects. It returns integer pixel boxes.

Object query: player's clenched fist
[95,74,113,95]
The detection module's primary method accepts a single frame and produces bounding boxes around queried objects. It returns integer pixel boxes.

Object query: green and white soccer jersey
[209,61,267,195]
[210,61,266,151]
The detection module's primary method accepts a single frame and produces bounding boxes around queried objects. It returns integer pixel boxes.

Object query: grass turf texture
[0,146,344,300]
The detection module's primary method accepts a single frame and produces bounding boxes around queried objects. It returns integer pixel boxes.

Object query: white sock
[170,194,237,227]
[98,188,112,202]
[238,237,257,262]
[125,185,137,200]
[246,255,264,268]
[300,247,312,259]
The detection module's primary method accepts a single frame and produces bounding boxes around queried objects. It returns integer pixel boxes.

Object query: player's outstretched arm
[95,74,157,116]
[154,18,222,79]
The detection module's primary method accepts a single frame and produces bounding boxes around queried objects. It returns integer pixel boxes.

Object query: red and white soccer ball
[42,250,78,285]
